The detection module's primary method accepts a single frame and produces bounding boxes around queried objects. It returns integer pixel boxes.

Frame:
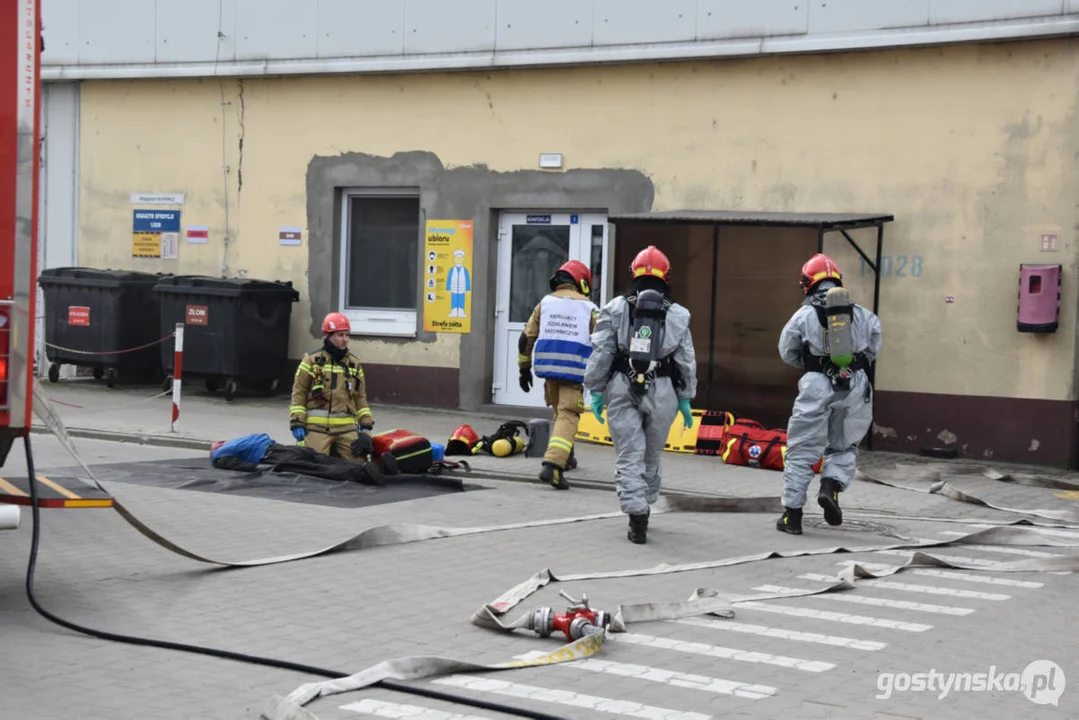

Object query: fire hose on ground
[17,431,574,720]
[20,386,1079,719]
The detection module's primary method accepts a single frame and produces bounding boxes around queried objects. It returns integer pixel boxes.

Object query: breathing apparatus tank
[823,285,855,389]
[626,289,668,392]
[488,435,526,457]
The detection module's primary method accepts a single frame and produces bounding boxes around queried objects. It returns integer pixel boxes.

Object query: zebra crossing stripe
[340,698,492,719]
[796,573,1010,600]
[672,616,886,651]
[732,600,933,631]
[432,675,712,720]
[835,561,1044,588]
[513,650,777,699]
[608,631,835,672]
[752,584,974,616]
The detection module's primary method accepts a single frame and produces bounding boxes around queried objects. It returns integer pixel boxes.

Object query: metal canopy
[609,208,894,314]
[609,209,894,230]
[611,207,894,451]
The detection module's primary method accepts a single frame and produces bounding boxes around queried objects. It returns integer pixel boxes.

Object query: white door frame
[37,82,81,379]
[492,211,609,407]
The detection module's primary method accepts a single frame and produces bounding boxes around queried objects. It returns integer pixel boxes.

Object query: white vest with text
[533,295,597,383]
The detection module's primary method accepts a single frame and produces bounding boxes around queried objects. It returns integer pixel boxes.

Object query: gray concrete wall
[306,150,654,410]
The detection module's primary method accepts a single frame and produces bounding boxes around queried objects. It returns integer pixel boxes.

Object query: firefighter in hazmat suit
[518,260,599,489]
[776,253,882,535]
[584,246,697,544]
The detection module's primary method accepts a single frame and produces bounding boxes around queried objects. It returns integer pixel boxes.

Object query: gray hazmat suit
[778,280,883,509]
[584,295,697,515]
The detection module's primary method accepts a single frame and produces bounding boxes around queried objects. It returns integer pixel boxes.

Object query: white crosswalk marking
[874,548,1073,575]
[512,650,777,699]
[672,616,886,651]
[752,585,975,615]
[873,549,999,566]
[609,632,835,672]
[935,532,1066,557]
[340,698,493,719]
[733,600,933,632]
[796,572,1010,600]
[432,675,712,720]
[835,561,1044,588]
[967,523,1079,541]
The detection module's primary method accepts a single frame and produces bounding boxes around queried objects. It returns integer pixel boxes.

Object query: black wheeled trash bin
[37,268,170,387]
[154,276,300,401]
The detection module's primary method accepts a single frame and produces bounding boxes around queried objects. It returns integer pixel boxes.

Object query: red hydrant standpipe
[526,591,611,642]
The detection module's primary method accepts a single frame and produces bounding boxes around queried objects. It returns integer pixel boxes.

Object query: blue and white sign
[133,210,181,233]
[526,214,551,225]
[570,214,579,224]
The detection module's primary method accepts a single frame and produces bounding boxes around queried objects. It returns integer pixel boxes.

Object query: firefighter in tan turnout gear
[289,312,374,461]
[519,260,599,490]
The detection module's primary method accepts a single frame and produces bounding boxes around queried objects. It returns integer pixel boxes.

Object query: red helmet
[550,260,593,295]
[631,246,671,282]
[799,253,843,294]
[446,424,480,455]
[322,312,351,334]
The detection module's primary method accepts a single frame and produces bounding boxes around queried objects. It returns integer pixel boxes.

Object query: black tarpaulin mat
[44,458,485,509]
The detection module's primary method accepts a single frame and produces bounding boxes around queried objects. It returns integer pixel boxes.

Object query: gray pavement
[0,380,1076,719]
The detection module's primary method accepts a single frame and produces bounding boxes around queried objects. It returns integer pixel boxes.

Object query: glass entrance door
[492,212,608,407]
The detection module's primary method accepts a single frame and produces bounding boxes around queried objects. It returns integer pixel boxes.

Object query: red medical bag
[371,429,434,475]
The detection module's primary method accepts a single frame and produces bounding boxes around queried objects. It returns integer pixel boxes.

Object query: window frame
[337,187,421,338]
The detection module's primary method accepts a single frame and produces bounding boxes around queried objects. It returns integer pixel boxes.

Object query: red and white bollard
[171,322,183,432]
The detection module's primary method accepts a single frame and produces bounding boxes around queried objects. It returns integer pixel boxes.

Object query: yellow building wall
[77,38,1079,400]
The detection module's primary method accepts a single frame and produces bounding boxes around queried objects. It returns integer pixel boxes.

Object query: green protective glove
[590,392,605,424]
[678,399,693,429]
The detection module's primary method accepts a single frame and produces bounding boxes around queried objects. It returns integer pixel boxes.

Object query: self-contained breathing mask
[613,289,680,396]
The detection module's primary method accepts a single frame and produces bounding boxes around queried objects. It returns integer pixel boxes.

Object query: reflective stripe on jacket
[289,348,373,432]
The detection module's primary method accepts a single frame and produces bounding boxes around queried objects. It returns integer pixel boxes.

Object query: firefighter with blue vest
[518,260,599,490]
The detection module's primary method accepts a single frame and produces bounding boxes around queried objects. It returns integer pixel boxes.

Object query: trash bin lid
[38,267,171,288]
[153,275,299,300]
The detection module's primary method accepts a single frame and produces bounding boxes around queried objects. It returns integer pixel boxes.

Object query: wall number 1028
[860,254,923,278]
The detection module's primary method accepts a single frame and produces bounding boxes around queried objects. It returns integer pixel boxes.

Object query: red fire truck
[0,0,41,469]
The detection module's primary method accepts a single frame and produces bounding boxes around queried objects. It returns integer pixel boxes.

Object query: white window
[338,189,421,337]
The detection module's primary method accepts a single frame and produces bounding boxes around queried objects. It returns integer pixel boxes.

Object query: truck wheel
[224,380,237,402]
[105,368,117,388]
[162,375,173,394]
[205,378,220,393]
[92,366,104,381]
[48,364,60,383]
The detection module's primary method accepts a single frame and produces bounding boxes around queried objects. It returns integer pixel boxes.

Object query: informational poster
[422,219,473,334]
[132,209,181,258]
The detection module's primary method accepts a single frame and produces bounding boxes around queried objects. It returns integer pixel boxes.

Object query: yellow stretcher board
[576,404,704,454]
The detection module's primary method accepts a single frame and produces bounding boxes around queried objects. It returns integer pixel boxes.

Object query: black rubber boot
[818,477,844,526]
[627,510,649,544]
[776,507,803,535]
[565,447,577,471]
[539,461,570,490]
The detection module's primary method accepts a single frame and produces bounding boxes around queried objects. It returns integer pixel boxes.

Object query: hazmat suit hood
[622,275,671,299]
[803,279,840,308]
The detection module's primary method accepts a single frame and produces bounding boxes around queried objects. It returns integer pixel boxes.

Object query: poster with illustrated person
[422,219,474,333]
